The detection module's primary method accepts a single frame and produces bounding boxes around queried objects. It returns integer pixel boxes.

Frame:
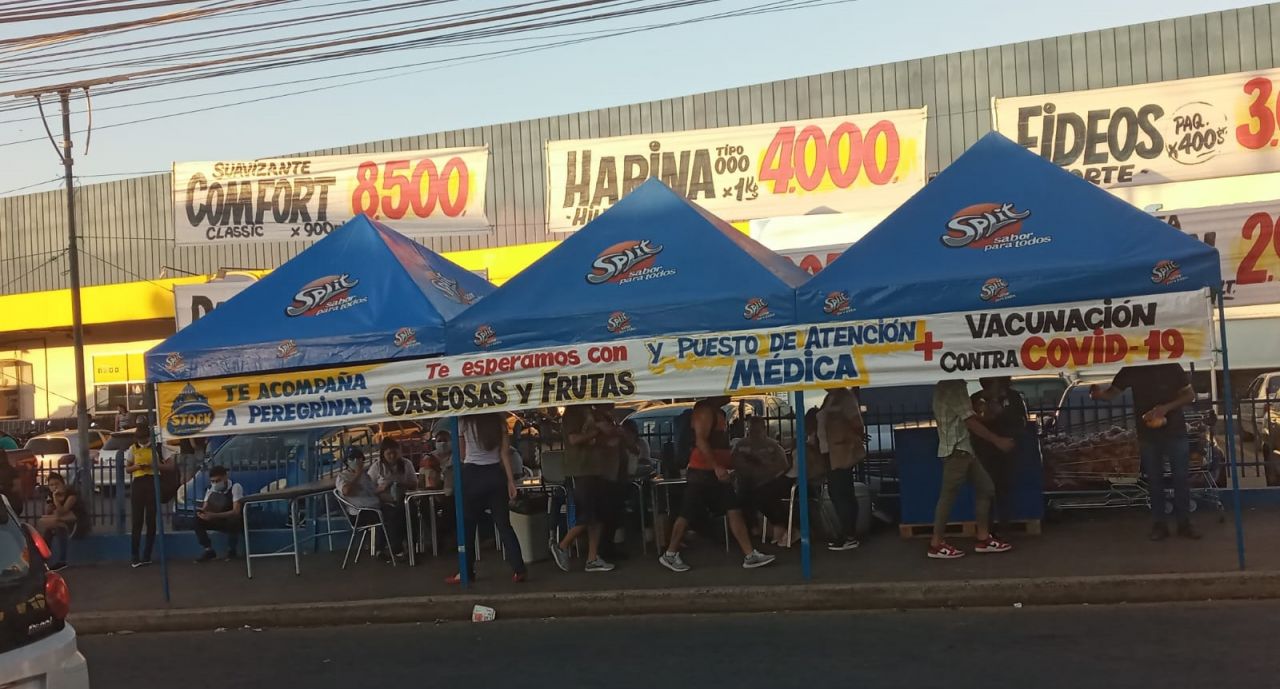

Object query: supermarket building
[2,3,1279,421]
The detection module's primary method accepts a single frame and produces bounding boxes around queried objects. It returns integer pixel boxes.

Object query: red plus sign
[914,330,944,361]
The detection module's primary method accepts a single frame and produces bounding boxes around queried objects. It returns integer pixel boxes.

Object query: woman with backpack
[446,413,527,584]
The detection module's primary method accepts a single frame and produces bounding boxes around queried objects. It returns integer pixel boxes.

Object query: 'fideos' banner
[158,290,1209,438]
[173,147,491,245]
[1157,200,1280,307]
[993,67,1280,187]
[544,109,927,232]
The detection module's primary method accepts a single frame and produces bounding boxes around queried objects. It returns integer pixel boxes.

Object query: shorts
[679,469,740,521]
[571,475,608,525]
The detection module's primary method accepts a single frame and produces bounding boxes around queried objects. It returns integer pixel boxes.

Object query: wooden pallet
[898,519,1042,539]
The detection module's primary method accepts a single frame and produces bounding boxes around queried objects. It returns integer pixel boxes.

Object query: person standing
[731,416,794,547]
[549,405,616,573]
[658,397,775,573]
[114,403,131,432]
[591,405,629,564]
[195,466,244,562]
[122,426,157,568]
[0,430,17,451]
[38,472,84,571]
[929,380,1014,560]
[817,388,866,552]
[447,413,527,584]
[1092,364,1199,540]
[970,377,1029,536]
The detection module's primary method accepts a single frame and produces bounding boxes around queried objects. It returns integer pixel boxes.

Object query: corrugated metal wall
[2,3,1277,295]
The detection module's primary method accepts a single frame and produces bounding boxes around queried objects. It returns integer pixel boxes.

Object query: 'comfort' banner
[1157,200,1280,307]
[173,147,491,245]
[993,67,1280,187]
[544,109,927,232]
[159,290,1210,438]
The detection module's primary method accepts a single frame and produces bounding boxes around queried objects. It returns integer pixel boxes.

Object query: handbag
[158,458,181,503]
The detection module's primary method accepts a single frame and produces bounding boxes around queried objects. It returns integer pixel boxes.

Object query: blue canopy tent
[795,132,1244,568]
[447,178,809,354]
[143,216,493,600]
[147,215,494,382]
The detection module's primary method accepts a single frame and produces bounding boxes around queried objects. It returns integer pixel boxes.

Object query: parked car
[1239,371,1280,442]
[23,430,109,488]
[0,495,89,689]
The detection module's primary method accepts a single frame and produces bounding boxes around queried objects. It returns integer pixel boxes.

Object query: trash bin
[509,499,549,564]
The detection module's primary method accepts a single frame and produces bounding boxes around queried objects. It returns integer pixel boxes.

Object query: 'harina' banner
[158,290,1210,438]
[1156,200,1280,308]
[993,67,1280,187]
[173,146,491,245]
[544,109,927,232]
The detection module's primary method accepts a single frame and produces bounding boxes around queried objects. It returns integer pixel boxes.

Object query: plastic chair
[333,489,397,569]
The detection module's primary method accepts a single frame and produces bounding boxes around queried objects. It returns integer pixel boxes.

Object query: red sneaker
[444,573,462,585]
[975,536,1013,554]
[928,542,966,559]
[512,572,528,583]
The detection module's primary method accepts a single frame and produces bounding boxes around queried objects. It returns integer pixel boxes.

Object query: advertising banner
[173,279,255,330]
[1156,200,1280,307]
[158,290,1210,438]
[545,109,928,232]
[993,67,1280,187]
[173,146,491,245]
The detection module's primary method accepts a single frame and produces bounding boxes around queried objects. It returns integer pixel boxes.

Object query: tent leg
[148,405,171,604]
[1216,295,1246,571]
[450,417,469,587]
[794,391,812,581]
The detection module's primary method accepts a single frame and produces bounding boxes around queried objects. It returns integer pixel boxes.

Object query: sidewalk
[63,506,1280,631]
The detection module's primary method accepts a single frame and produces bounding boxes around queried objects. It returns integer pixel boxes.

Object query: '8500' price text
[350,157,470,221]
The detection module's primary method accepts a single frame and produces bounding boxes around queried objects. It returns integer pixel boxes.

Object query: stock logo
[474,325,498,349]
[606,311,633,334]
[585,240,674,285]
[394,327,418,348]
[1151,260,1184,285]
[285,274,367,317]
[276,339,299,360]
[942,203,1044,251]
[426,269,476,305]
[979,277,1013,303]
[166,383,213,437]
[743,297,773,321]
[823,290,852,317]
[162,352,187,375]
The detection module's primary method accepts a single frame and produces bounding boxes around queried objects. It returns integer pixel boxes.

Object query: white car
[0,496,90,688]
[1239,372,1280,442]
[23,430,109,486]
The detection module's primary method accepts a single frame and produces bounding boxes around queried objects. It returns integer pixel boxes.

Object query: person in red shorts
[658,396,775,572]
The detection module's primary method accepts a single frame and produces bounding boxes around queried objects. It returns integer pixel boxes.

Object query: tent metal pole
[449,417,470,587]
[1215,293,1246,571]
[149,391,172,603]
[794,391,812,581]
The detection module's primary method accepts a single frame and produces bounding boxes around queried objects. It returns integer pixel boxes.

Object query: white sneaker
[585,558,615,573]
[742,551,776,569]
[658,552,690,573]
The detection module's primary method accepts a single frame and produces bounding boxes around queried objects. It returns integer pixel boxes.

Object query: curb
[69,570,1280,635]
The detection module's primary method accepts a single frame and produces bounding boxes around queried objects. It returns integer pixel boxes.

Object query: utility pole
[57,88,92,495]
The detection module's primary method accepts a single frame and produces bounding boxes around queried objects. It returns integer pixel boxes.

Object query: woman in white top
[446,413,527,584]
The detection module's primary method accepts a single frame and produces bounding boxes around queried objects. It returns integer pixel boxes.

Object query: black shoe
[1148,523,1170,541]
[130,560,144,569]
[196,549,217,563]
[1177,523,1202,540]
[827,538,860,552]
[49,562,67,572]
[223,552,240,561]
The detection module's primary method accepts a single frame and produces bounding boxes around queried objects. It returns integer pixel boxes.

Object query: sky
[0,0,1264,195]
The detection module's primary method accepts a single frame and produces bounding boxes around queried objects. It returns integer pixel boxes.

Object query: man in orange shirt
[658,396,775,573]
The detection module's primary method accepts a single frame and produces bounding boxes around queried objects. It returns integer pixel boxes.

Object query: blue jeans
[1140,434,1191,523]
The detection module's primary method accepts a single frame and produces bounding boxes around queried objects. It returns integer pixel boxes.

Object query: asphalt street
[81,601,1277,689]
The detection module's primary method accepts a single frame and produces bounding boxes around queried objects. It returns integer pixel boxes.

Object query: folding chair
[333,489,397,569]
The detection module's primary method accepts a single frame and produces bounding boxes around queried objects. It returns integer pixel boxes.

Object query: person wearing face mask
[194,465,244,562]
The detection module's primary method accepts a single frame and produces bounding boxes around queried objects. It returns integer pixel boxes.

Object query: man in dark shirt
[971,377,1028,536]
[1092,363,1198,540]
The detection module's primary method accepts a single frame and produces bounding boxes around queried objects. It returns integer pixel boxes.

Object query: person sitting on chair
[38,472,84,571]
[337,448,407,561]
[195,466,244,562]
[732,417,795,547]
